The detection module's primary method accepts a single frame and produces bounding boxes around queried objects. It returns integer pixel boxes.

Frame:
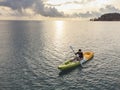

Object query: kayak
[58,51,94,71]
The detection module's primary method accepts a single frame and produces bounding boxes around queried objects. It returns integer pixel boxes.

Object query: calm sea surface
[0,20,120,90]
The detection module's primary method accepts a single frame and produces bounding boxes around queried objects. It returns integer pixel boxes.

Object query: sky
[0,0,120,20]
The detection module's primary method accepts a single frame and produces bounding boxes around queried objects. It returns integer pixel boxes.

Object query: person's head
[79,49,81,52]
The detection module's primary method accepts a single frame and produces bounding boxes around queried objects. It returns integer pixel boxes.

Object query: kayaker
[75,49,83,61]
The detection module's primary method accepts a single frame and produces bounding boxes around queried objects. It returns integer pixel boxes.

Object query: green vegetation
[90,13,120,21]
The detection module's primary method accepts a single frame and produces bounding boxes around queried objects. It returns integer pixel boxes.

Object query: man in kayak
[71,49,83,62]
[75,49,84,67]
[70,48,84,67]
[75,49,83,61]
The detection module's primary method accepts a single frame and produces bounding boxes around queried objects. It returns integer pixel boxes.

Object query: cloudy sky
[0,0,120,20]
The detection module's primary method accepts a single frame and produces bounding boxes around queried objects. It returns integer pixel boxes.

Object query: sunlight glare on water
[54,21,65,47]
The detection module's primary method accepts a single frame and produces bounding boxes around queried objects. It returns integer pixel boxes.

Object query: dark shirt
[75,51,83,58]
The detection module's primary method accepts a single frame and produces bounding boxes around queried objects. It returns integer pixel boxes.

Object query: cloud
[46,2,72,7]
[0,0,120,19]
[72,11,100,18]
[73,0,95,4]
[46,0,95,7]
[71,5,120,18]
[0,0,64,17]
[100,5,120,13]
[33,0,64,17]
[73,11,92,18]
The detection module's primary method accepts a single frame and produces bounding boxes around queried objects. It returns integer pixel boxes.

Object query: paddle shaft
[70,46,76,55]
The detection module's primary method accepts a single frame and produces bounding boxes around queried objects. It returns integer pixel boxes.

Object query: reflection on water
[54,21,65,49]
[0,21,120,90]
[55,21,64,36]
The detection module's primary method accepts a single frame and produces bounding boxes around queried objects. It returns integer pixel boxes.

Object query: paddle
[69,46,76,55]
[69,46,76,61]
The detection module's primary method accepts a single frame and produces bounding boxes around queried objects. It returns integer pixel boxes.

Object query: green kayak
[58,51,94,71]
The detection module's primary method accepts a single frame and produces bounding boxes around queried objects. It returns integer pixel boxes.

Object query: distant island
[90,13,120,21]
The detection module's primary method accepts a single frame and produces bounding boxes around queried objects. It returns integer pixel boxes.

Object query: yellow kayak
[83,51,94,61]
[58,51,94,71]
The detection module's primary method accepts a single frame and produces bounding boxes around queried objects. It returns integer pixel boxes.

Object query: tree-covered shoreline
[90,13,120,21]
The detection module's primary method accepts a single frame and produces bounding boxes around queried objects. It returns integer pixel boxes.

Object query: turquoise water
[0,20,120,90]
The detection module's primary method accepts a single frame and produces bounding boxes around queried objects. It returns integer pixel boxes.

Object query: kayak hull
[58,51,94,70]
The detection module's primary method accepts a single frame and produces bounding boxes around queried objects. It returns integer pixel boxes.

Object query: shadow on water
[58,65,83,76]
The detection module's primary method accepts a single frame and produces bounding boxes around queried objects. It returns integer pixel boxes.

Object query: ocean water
[0,20,120,90]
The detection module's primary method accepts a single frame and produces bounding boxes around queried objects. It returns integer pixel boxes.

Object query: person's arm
[75,52,78,55]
